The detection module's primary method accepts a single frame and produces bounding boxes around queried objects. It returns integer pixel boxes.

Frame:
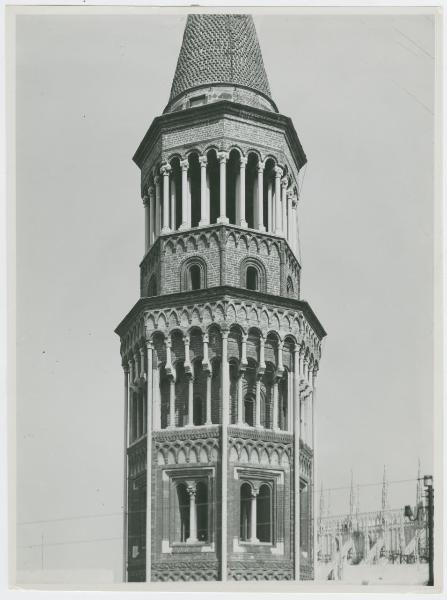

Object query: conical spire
[167,14,275,112]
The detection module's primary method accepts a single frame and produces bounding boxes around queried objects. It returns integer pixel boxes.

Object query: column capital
[186,481,197,496]
[145,339,153,350]
[287,189,294,200]
[122,363,130,373]
[154,174,160,185]
[180,158,189,171]
[142,194,149,207]
[240,155,248,167]
[221,328,229,339]
[202,332,209,343]
[160,163,171,176]
[257,160,266,173]
[251,485,260,497]
[217,151,229,163]
[274,166,283,178]
[199,155,208,167]
[147,185,155,199]
[281,176,288,189]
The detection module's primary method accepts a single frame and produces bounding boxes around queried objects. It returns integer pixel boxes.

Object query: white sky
[14,10,436,584]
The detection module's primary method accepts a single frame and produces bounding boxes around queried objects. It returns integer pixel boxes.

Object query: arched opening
[188,153,201,227]
[245,153,258,228]
[170,157,182,230]
[226,149,240,225]
[263,158,276,232]
[177,483,190,542]
[160,370,170,429]
[207,149,220,224]
[257,484,272,542]
[240,482,252,541]
[279,373,288,430]
[244,393,254,426]
[196,481,208,541]
[190,264,201,290]
[246,266,259,290]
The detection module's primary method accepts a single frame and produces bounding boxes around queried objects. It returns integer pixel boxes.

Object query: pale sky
[15,9,436,583]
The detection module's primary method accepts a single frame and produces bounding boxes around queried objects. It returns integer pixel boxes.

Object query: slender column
[259,336,266,370]
[143,194,150,253]
[237,371,244,425]
[183,335,192,373]
[293,347,300,581]
[122,365,129,582]
[186,482,198,543]
[161,164,171,233]
[217,152,229,223]
[281,177,288,237]
[145,341,153,582]
[148,186,155,246]
[188,374,194,427]
[249,488,259,543]
[239,156,248,227]
[170,174,176,231]
[180,159,189,229]
[205,372,212,426]
[220,330,229,581]
[241,333,248,367]
[153,360,161,430]
[287,190,293,244]
[154,175,161,238]
[272,380,279,431]
[169,378,176,428]
[255,376,261,428]
[202,332,210,371]
[257,161,265,231]
[274,167,283,235]
[267,180,273,232]
[199,156,208,226]
[278,340,284,373]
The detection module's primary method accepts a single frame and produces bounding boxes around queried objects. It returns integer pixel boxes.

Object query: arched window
[177,484,190,542]
[240,483,252,541]
[190,264,201,290]
[257,484,272,542]
[246,266,258,290]
[181,257,207,291]
[287,276,294,297]
[244,393,254,427]
[240,258,266,292]
[193,395,204,426]
[196,481,208,542]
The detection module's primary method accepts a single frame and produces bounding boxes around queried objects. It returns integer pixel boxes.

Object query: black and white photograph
[5,3,443,594]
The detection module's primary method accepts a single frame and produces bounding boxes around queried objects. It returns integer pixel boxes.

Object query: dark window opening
[257,484,272,542]
[177,484,190,542]
[189,94,206,108]
[196,481,208,542]
[190,264,201,290]
[240,483,252,541]
[244,394,254,427]
[193,395,204,426]
[246,266,259,290]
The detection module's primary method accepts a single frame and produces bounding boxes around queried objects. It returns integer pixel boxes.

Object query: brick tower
[116,14,325,583]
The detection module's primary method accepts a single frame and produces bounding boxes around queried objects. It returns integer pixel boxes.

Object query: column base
[198,220,210,227]
[217,216,229,224]
[161,226,172,234]
[240,219,248,228]
[179,222,189,231]
[258,224,266,232]
[275,228,283,236]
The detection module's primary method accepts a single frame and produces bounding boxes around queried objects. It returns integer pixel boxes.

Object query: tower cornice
[133,100,307,175]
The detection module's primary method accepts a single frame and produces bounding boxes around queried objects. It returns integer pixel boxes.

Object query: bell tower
[116,13,326,583]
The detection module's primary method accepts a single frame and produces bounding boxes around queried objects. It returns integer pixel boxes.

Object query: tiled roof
[169,14,272,102]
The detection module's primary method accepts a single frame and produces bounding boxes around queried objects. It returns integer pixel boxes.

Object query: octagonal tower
[116,14,325,583]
